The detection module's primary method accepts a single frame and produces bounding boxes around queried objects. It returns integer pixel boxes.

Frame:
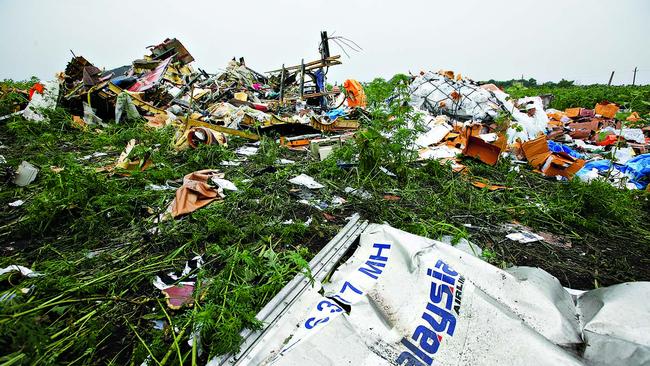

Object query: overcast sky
[1,0,649,85]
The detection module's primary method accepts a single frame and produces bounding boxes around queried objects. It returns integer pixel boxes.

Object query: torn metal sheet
[213,224,650,366]
[128,57,172,92]
[149,38,195,65]
[578,283,650,365]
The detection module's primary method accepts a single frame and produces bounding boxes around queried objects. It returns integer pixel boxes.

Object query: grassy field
[506,83,650,116]
[1,78,649,365]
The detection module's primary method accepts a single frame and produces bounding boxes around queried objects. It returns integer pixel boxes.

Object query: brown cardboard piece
[595,102,619,119]
[565,108,581,118]
[568,120,599,139]
[521,136,585,179]
[463,135,503,166]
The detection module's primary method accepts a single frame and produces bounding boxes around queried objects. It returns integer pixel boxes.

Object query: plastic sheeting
[548,140,583,159]
[115,92,141,123]
[409,72,500,121]
[504,96,549,143]
[408,73,547,143]
[576,154,650,189]
[22,80,60,122]
[215,224,650,366]
[621,154,650,189]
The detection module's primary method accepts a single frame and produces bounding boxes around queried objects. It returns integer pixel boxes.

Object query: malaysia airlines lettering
[303,243,391,331]
[396,259,465,366]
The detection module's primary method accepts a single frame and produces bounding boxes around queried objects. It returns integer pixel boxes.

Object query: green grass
[506,84,650,116]
[1,80,649,365]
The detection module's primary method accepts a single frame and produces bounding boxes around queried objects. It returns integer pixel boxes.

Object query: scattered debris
[471,180,510,191]
[8,199,24,207]
[289,174,324,189]
[344,186,372,199]
[0,265,41,278]
[215,224,650,366]
[13,161,39,186]
[153,256,203,309]
[506,231,544,243]
[211,177,238,191]
[2,31,650,366]
[169,170,225,218]
[236,147,259,156]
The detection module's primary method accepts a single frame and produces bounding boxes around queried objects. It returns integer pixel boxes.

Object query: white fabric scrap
[236,146,259,156]
[289,174,324,189]
[0,265,41,278]
[344,186,372,199]
[419,145,462,160]
[507,231,544,243]
[211,177,238,191]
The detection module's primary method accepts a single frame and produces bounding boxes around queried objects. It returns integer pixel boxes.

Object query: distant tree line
[481,78,576,88]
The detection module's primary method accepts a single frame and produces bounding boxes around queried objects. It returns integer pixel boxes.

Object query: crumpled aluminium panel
[212,223,650,366]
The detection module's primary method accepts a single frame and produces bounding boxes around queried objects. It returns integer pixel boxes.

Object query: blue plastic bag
[326,108,347,121]
[548,140,583,159]
[575,159,617,181]
[621,154,650,189]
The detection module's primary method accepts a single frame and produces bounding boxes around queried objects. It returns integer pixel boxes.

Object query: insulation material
[594,102,619,119]
[215,224,650,366]
[462,135,504,166]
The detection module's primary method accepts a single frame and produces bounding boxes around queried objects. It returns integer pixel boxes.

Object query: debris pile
[11,34,366,156]
[406,70,650,189]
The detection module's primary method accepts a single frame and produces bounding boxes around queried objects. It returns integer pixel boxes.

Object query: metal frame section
[210,214,368,366]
